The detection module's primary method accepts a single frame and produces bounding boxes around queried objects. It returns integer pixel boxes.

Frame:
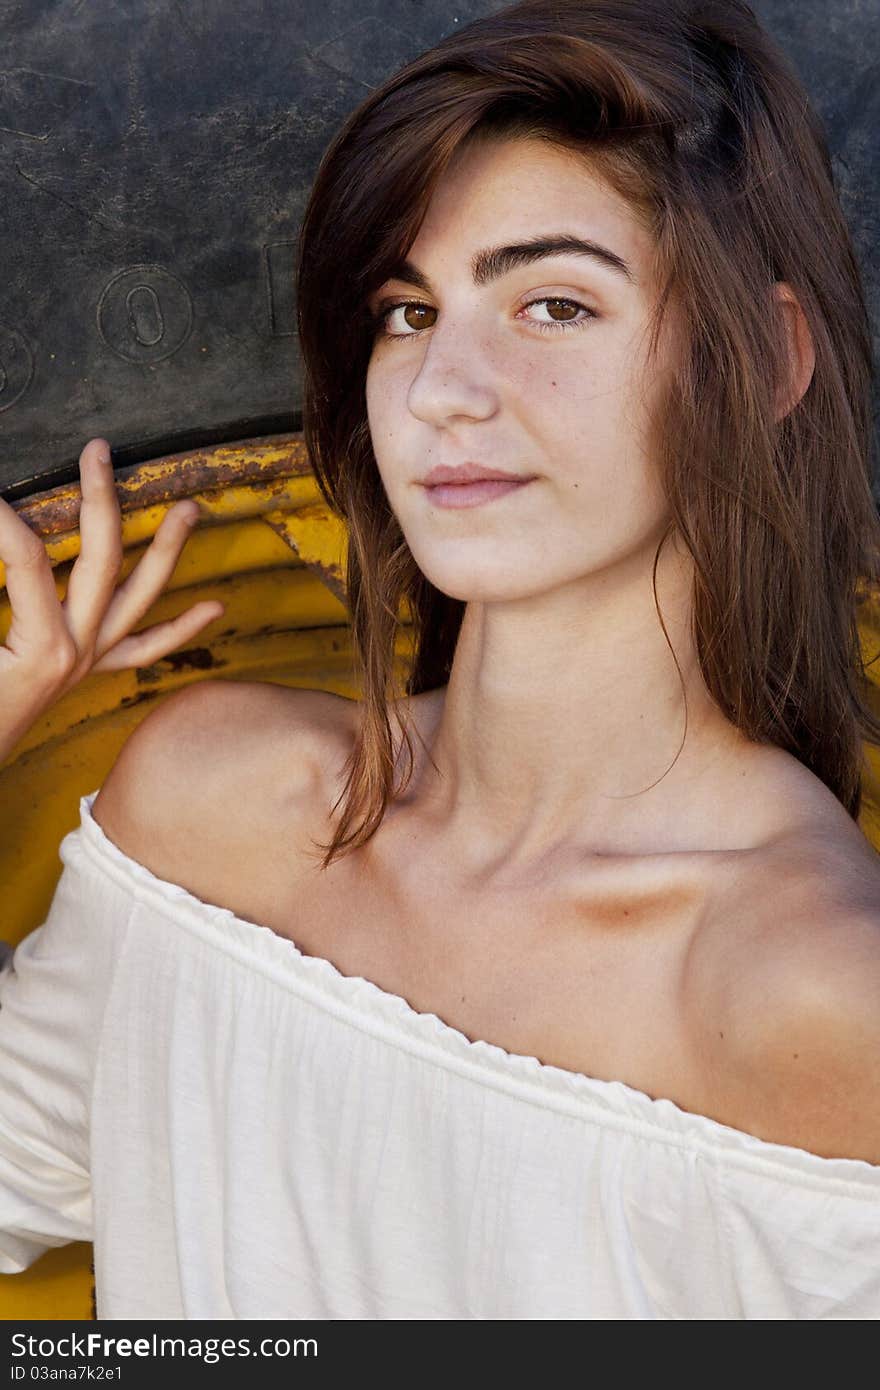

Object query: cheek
[528,351,633,470]
[533,329,631,406]
[364,362,383,431]
[365,357,408,446]
[365,373,396,475]
[535,370,669,531]
[365,365,411,516]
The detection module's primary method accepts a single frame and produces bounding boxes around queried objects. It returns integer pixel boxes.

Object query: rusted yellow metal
[0,432,878,1318]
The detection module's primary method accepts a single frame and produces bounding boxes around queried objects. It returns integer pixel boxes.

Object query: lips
[422,462,526,485]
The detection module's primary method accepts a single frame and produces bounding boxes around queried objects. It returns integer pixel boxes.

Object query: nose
[405,316,500,428]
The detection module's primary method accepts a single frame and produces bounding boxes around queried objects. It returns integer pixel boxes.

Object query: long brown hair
[294,0,880,869]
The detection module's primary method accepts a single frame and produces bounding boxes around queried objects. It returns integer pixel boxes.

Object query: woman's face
[365,134,678,603]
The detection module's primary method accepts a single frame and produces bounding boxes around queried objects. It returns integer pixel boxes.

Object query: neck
[410,535,756,868]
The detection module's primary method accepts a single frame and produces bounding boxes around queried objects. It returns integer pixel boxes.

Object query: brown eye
[375,301,437,337]
[402,303,436,331]
[520,297,597,333]
[545,299,579,321]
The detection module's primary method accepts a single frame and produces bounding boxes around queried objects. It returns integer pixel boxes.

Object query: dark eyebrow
[383,234,635,296]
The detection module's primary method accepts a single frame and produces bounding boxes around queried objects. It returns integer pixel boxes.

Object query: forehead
[406,133,650,282]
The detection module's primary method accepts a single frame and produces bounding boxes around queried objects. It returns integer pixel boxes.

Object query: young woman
[1,0,879,1319]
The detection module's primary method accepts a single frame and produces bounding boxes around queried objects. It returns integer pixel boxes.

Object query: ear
[772,282,816,422]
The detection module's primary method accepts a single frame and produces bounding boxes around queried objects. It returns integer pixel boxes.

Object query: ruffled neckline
[72,788,880,1193]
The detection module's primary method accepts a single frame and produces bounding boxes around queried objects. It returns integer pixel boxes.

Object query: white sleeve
[0,829,121,1274]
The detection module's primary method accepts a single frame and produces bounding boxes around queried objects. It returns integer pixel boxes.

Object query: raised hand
[0,438,225,764]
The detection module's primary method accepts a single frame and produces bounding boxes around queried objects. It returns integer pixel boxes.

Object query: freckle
[719,1031,724,1038]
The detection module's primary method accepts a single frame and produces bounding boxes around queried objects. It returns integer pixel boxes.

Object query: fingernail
[82,454,110,484]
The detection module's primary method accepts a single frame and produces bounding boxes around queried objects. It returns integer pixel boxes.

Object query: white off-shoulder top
[0,789,878,1320]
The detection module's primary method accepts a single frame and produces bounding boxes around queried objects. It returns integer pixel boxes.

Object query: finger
[91,499,201,659]
[0,495,72,664]
[90,600,225,673]
[63,440,124,655]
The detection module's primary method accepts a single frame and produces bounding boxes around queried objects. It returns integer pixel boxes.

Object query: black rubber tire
[1,0,877,501]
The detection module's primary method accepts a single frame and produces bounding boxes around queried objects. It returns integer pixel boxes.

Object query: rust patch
[12,434,313,536]
[308,560,349,607]
[118,689,164,709]
[135,647,226,683]
[261,513,349,606]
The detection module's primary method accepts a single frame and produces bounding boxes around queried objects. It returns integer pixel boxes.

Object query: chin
[415,566,545,605]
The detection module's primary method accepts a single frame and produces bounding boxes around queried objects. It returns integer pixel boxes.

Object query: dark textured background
[0,0,877,501]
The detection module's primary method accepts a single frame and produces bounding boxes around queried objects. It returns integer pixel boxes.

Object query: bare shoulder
[91,678,358,892]
[694,807,880,1162]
